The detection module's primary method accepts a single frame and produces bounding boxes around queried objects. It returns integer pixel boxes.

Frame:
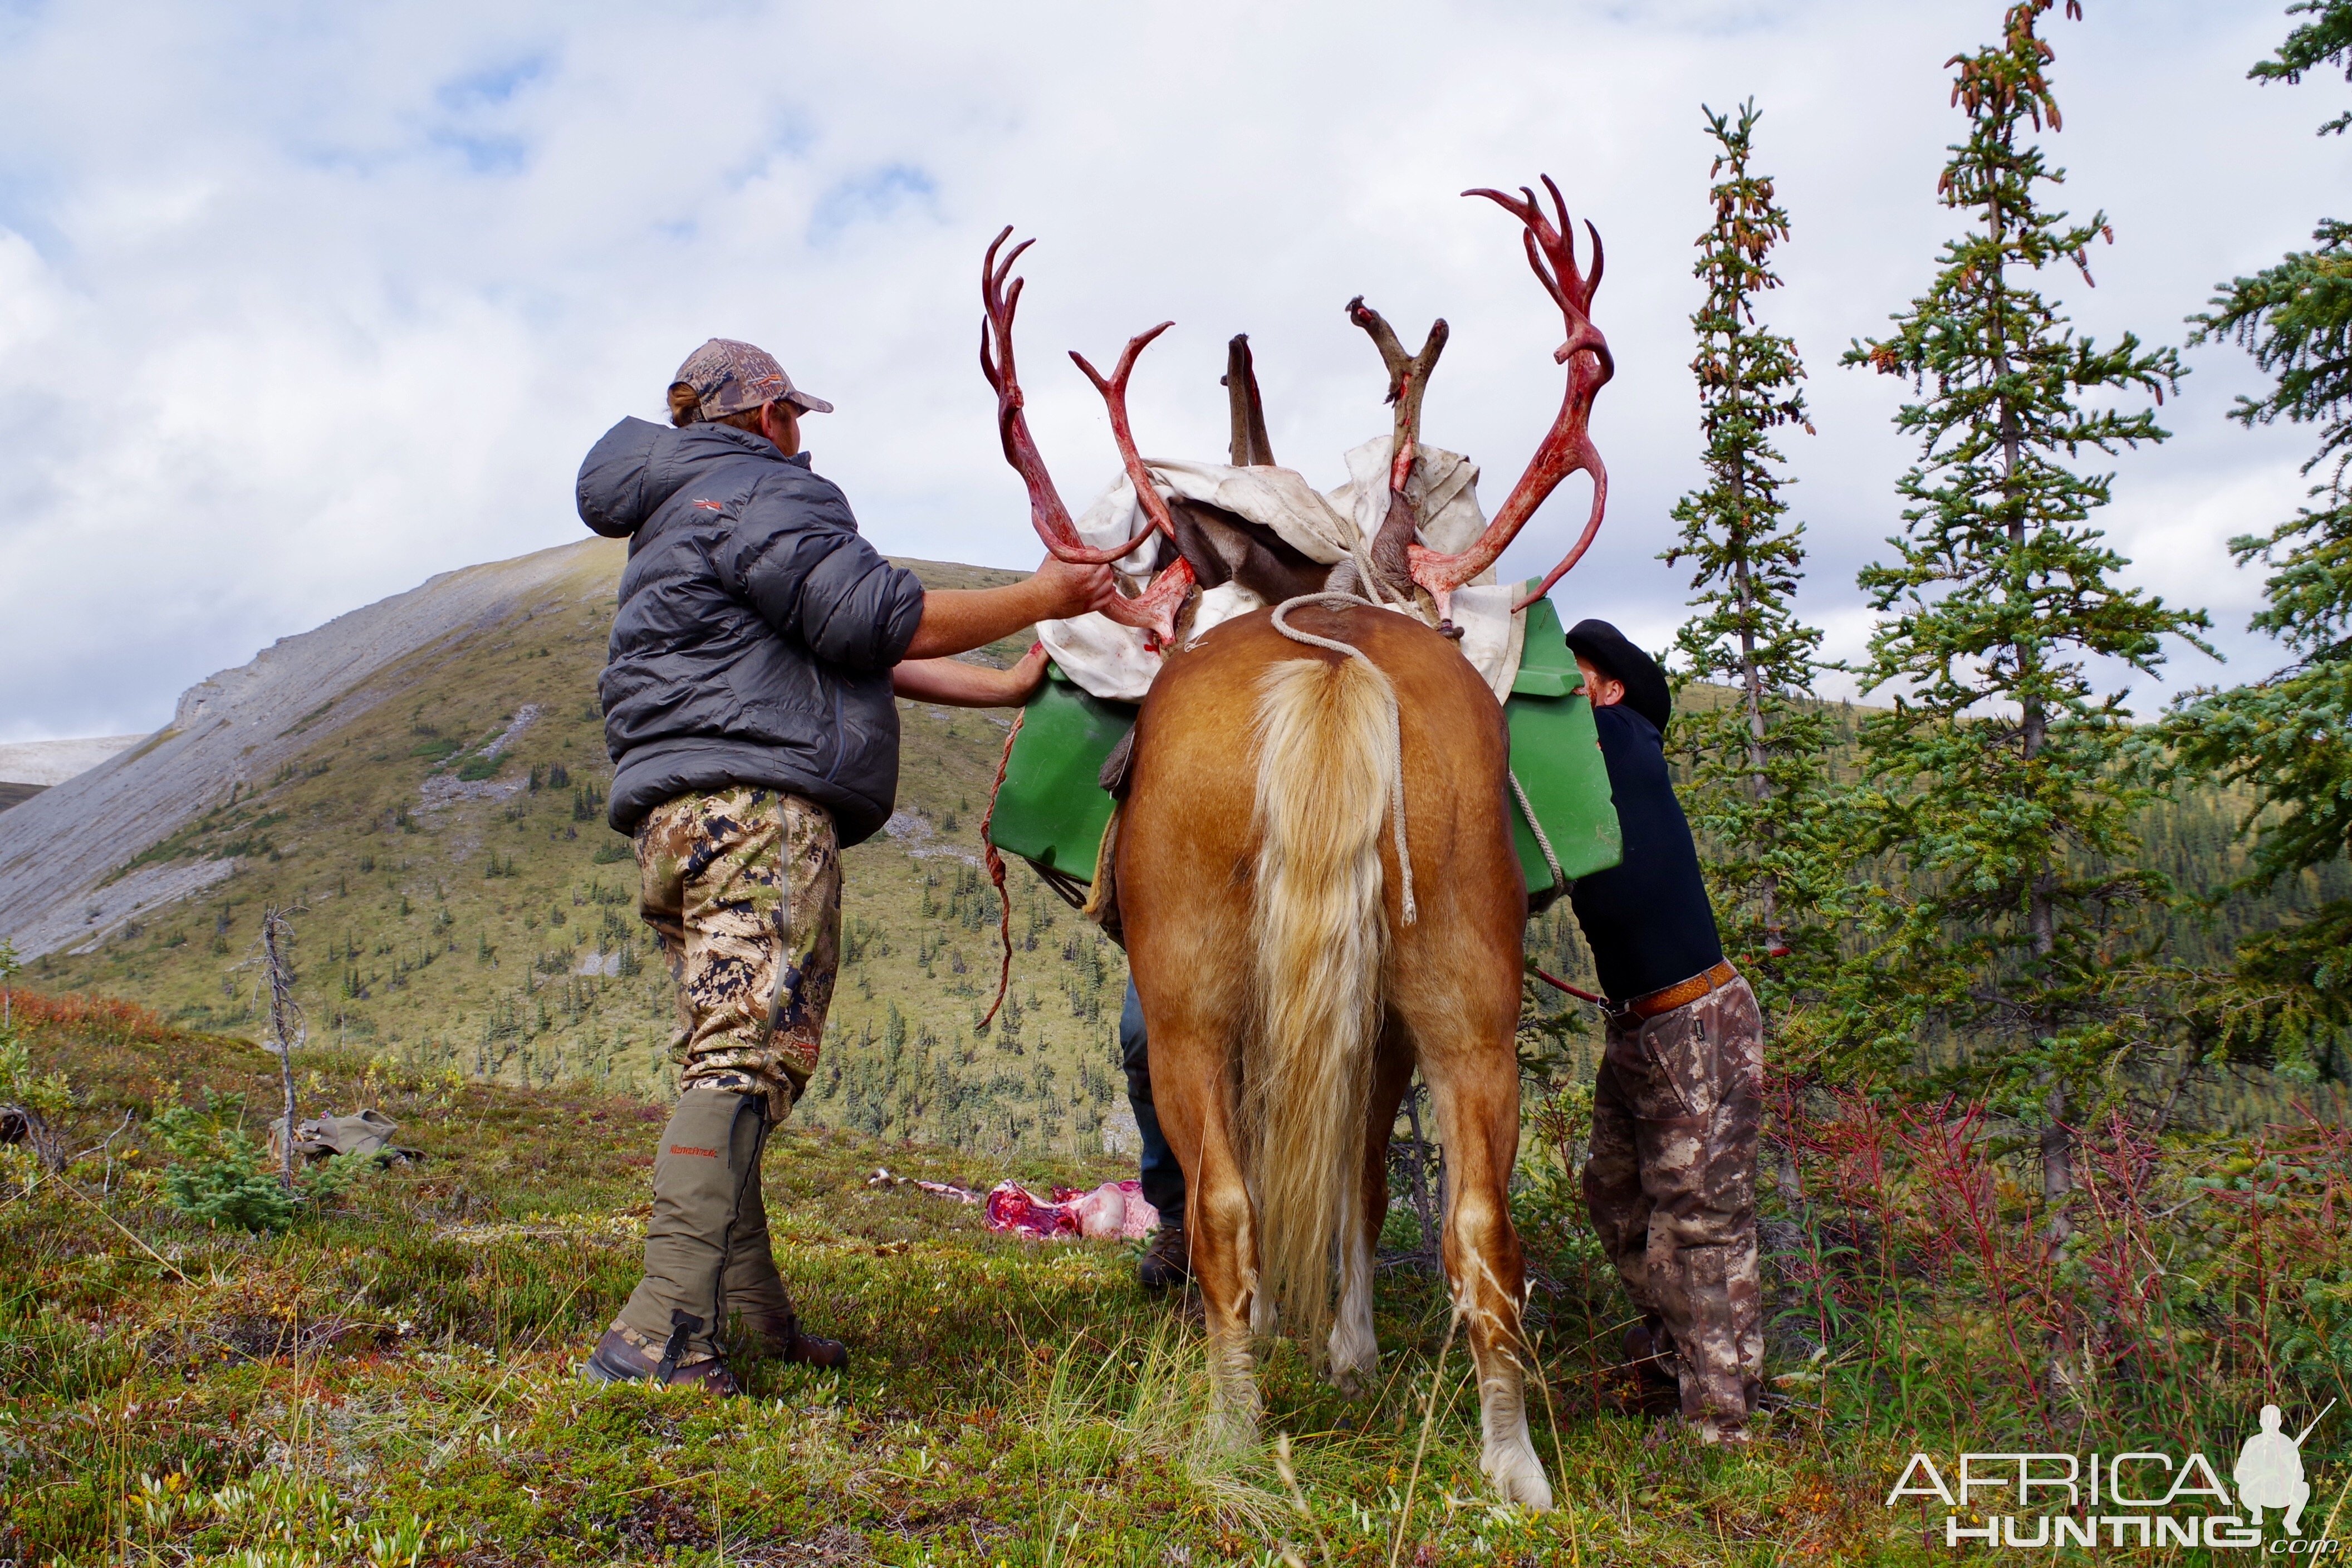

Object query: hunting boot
[585,1084,766,1393]
[1136,1222,1189,1292]
[719,1124,848,1369]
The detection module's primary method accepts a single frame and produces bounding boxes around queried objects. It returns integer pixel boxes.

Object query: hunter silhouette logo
[1885,1399,2338,1550]
[2237,1400,2331,1537]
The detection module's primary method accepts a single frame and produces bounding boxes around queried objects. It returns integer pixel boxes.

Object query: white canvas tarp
[1036,437,1527,703]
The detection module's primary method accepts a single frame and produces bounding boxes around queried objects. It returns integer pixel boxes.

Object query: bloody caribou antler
[1071,331,1197,650]
[1345,298,1450,616]
[980,229,1153,567]
[978,227,1194,647]
[1408,177,1613,620]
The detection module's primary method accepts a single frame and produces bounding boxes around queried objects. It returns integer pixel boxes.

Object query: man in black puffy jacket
[577,338,1113,1392]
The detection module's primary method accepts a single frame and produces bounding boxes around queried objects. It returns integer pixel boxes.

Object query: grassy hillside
[21,545,2345,1153]
[6,993,2346,1565]
[24,552,1135,1160]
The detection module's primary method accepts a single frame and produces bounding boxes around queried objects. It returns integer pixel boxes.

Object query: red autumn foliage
[1762,1064,2352,1441]
[3,987,186,1047]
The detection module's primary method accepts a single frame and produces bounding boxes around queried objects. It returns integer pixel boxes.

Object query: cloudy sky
[0,0,2341,742]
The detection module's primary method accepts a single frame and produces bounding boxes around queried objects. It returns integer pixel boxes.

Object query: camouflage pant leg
[1582,975,1765,1426]
[634,786,841,1120]
[1582,1058,1650,1293]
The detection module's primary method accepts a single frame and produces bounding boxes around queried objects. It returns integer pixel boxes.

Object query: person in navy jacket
[1562,619,1763,1444]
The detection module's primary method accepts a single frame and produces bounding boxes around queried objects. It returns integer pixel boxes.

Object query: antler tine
[1510,185,1572,315]
[1473,180,1596,319]
[1223,335,1276,467]
[1403,177,1615,621]
[1108,555,1196,650]
[1070,322,1197,648]
[1345,296,1415,400]
[1520,229,1564,315]
[1539,175,1585,293]
[1071,322,1180,545]
[977,228,1160,569]
[978,227,1036,396]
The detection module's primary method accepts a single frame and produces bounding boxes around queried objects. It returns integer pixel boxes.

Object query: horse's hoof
[1483,1447,1554,1512]
[1327,1351,1379,1398]
[1326,1330,1378,1396]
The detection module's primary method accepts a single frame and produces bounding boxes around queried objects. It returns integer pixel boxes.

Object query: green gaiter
[614,1085,766,1363]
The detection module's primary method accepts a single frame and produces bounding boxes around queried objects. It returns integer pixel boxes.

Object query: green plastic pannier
[983,589,1621,915]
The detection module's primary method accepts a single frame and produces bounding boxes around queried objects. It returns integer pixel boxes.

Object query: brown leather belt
[1619,960,1739,1022]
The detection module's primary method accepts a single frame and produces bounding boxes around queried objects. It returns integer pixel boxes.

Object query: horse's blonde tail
[1243,651,1395,1345]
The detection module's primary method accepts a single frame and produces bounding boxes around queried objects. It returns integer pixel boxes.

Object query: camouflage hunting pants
[1584,973,1764,1430]
[634,786,841,1119]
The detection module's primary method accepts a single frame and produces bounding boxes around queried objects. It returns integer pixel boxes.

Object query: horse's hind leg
[1185,1086,1261,1449]
[1128,953,1260,1449]
[1400,967,1552,1510]
[1331,1026,1413,1391]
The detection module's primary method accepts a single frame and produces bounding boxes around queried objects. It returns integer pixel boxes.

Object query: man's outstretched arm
[901,555,1117,660]
[892,645,1050,708]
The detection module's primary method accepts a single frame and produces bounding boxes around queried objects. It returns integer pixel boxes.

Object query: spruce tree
[1663,100,1842,1042]
[2170,0,2352,1080]
[1833,0,2211,1219]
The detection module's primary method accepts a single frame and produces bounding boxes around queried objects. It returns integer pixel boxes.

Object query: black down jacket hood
[577,416,925,844]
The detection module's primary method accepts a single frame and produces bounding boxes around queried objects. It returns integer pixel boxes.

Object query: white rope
[1508,769,1565,894]
[1269,590,1417,925]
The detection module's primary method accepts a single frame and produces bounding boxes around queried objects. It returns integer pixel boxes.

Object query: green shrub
[0,1022,74,1169]
[153,1104,300,1231]
[455,753,501,782]
[151,1101,370,1233]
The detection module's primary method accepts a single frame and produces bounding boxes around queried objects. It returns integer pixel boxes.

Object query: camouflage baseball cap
[670,337,835,421]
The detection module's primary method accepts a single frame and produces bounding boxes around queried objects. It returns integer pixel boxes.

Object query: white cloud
[0,0,2341,741]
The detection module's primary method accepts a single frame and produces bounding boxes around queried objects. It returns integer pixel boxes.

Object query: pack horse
[979,178,1614,1509]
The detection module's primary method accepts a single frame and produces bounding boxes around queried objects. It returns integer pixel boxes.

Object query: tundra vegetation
[2,987,2349,1564]
[6,1,2352,1562]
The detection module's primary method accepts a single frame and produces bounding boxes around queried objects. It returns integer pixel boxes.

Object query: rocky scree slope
[0,544,620,956]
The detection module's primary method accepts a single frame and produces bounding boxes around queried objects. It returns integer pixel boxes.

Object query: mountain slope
[0,735,142,815]
[0,543,622,956]
[13,542,1133,1158]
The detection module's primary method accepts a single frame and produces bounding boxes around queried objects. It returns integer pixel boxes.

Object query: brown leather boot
[725,1280,849,1369]
[584,1315,742,1394]
[1136,1223,1190,1292]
